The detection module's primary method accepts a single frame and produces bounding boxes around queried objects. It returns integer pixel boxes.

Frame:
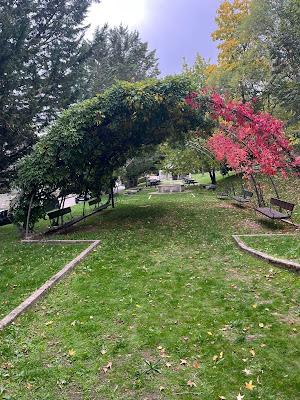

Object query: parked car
[75,194,91,204]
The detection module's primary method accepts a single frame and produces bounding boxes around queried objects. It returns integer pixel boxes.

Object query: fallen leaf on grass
[1,363,13,370]
[187,380,197,387]
[243,368,252,376]
[213,352,224,362]
[245,380,255,391]
[193,360,200,369]
[249,349,256,357]
[45,320,54,326]
[103,361,112,373]
[26,383,33,390]
[100,349,107,355]
[68,349,76,357]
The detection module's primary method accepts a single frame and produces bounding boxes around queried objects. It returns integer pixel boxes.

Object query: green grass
[242,235,300,263]
[0,184,299,400]
[192,171,230,185]
[0,224,87,318]
[215,174,300,224]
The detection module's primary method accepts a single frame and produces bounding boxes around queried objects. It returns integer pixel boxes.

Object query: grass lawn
[0,183,299,399]
[0,224,87,318]
[192,171,231,185]
[242,235,300,264]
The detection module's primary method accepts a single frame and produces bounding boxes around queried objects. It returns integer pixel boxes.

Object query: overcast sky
[87,0,220,76]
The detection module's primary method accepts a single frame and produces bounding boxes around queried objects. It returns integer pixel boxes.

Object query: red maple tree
[185,91,300,178]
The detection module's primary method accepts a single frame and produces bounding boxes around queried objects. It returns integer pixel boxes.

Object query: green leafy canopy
[13,76,203,228]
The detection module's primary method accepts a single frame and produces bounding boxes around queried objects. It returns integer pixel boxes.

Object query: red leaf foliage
[185,91,299,178]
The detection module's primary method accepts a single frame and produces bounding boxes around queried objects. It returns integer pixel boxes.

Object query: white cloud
[86,0,147,37]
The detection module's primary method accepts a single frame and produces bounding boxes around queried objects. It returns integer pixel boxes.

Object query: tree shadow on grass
[256,218,288,231]
[62,203,172,235]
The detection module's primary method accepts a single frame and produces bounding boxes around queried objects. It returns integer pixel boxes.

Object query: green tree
[160,136,219,184]
[182,54,212,89]
[12,76,199,230]
[0,0,97,186]
[187,136,219,184]
[246,0,300,130]
[160,143,200,177]
[84,25,160,96]
[120,151,162,188]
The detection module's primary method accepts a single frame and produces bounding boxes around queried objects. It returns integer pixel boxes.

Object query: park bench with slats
[88,197,101,207]
[232,190,253,206]
[255,198,295,220]
[183,177,198,185]
[0,209,11,226]
[47,207,72,226]
[206,184,217,191]
[217,189,232,200]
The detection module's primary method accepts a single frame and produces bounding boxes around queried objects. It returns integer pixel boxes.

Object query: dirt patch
[156,214,181,227]
[140,394,161,400]
[220,326,238,343]
[140,350,158,363]
[65,385,83,400]
[273,307,300,326]
[245,334,264,342]
[216,203,235,209]
[116,390,161,400]
[242,219,262,230]
[224,267,253,284]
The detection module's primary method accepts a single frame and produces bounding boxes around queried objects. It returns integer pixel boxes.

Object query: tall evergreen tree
[0,0,97,186]
[85,25,160,96]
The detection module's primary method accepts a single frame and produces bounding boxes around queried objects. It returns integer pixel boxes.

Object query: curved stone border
[0,239,101,330]
[232,234,300,273]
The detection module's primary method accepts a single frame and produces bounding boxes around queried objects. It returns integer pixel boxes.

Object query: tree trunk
[250,175,265,206]
[209,168,216,185]
[110,184,115,208]
[25,192,35,239]
[269,176,280,199]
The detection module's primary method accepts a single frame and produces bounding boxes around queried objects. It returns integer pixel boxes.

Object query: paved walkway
[0,184,126,210]
[0,192,17,210]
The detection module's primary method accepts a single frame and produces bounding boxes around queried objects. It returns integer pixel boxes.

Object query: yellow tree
[210,0,270,104]
[212,0,251,68]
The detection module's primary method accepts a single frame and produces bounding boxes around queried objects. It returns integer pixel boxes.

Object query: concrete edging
[232,234,300,273]
[0,239,101,330]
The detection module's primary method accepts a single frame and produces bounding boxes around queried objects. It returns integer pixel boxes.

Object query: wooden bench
[183,178,198,185]
[0,209,11,226]
[206,184,217,191]
[232,190,253,206]
[217,190,231,200]
[47,207,72,227]
[88,197,101,208]
[255,198,295,220]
